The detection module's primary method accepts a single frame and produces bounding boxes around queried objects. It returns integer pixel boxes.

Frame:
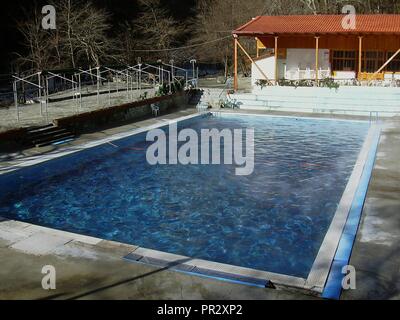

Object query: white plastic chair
[151,104,160,117]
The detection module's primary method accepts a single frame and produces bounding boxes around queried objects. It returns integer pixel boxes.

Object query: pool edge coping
[321,125,381,300]
[305,123,381,293]
[0,111,379,296]
[0,113,201,176]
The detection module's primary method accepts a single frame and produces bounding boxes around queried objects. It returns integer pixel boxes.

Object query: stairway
[192,88,227,109]
[230,86,400,116]
[27,124,75,148]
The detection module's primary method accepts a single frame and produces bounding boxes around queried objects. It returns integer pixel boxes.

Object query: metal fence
[9,63,195,123]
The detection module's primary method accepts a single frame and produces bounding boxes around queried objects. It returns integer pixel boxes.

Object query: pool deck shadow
[0,240,315,300]
[65,258,195,300]
[0,108,399,300]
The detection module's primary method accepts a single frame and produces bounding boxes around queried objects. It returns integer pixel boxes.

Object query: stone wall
[0,128,28,151]
[0,90,195,152]
[54,90,192,133]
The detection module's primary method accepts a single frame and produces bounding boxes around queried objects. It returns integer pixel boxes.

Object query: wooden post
[315,36,320,83]
[358,36,363,79]
[236,39,272,85]
[256,38,259,58]
[274,36,279,84]
[234,36,238,91]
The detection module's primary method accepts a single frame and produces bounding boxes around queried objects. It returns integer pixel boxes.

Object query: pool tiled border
[0,113,201,175]
[123,247,306,290]
[0,111,380,296]
[321,126,381,299]
[306,123,381,293]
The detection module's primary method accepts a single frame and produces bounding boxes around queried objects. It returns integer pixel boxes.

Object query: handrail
[12,75,43,89]
[141,64,171,79]
[161,63,187,72]
[77,68,107,81]
[47,72,77,84]
[162,63,189,85]
[125,66,159,79]
[103,67,131,78]
[14,72,42,82]
[219,77,234,98]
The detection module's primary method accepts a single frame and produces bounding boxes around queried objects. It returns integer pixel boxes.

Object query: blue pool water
[0,115,369,278]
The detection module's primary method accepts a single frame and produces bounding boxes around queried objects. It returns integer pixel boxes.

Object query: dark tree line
[14,0,400,73]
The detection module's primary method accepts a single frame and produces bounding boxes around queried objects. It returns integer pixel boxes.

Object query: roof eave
[234,16,262,33]
[233,31,400,37]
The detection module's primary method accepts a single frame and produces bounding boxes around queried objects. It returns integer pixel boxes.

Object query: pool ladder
[369,111,380,124]
[212,110,222,117]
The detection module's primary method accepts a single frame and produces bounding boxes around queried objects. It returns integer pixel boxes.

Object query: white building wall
[251,48,332,87]
[251,56,276,87]
[286,49,330,72]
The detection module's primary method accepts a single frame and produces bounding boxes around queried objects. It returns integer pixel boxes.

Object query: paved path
[0,85,156,132]
[342,120,400,300]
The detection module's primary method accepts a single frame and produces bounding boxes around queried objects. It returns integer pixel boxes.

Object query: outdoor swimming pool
[0,114,371,279]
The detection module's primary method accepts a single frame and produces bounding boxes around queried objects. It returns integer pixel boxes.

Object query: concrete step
[27,124,55,134]
[233,93,400,104]
[26,124,75,148]
[230,90,400,116]
[32,129,71,142]
[28,127,70,139]
[34,132,75,148]
[35,135,75,148]
[234,98,400,109]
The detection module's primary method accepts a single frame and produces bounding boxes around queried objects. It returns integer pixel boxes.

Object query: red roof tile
[234,15,400,36]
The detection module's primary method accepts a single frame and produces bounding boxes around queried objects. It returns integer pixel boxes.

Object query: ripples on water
[0,115,369,278]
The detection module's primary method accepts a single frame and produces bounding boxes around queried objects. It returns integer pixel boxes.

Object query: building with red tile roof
[234,15,400,36]
[232,15,400,89]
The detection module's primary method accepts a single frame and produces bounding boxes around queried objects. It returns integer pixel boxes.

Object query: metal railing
[9,62,191,123]
[12,72,44,122]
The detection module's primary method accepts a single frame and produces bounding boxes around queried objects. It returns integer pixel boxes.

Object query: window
[332,51,356,71]
[362,51,385,73]
[387,52,400,72]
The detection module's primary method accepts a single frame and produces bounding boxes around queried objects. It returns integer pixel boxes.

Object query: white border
[0,113,200,176]
[216,110,370,124]
[306,124,379,292]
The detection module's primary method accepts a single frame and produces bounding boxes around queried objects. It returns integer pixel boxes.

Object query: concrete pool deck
[0,107,399,300]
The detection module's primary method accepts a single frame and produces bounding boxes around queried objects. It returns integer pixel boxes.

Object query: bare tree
[55,0,117,68]
[191,0,269,77]
[117,22,140,65]
[74,3,116,66]
[15,0,400,74]
[298,0,400,14]
[16,0,116,72]
[133,0,186,62]
[15,8,56,72]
